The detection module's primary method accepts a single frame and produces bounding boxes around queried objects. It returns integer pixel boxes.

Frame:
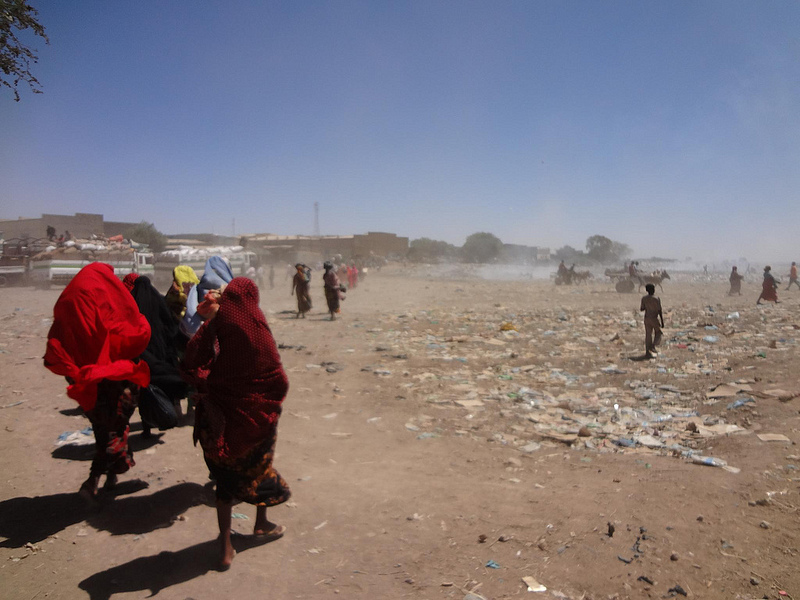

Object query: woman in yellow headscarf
[165,265,200,321]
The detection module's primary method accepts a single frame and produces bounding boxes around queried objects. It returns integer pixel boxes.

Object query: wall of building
[0,213,106,239]
[0,218,44,240]
[353,232,409,257]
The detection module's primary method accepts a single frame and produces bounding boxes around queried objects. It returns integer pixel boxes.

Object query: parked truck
[0,239,33,287]
[28,241,154,287]
[154,246,256,285]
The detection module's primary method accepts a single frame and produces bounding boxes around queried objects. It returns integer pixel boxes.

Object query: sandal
[253,524,286,542]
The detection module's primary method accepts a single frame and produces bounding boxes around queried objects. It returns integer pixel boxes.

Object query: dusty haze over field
[2,2,799,263]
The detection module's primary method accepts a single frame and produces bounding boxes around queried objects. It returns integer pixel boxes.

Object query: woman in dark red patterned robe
[183,277,290,569]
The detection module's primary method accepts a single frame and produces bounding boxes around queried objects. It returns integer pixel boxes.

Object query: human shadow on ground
[87,481,214,536]
[51,434,164,462]
[59,406,85,417]
[78,535,276,600]
[628,353,657,362]
[0,481,212,548]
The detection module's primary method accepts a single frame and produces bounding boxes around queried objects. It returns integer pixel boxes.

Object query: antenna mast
[313,202,320,237]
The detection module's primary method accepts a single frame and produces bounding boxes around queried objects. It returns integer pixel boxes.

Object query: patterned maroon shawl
[183,278,288,460]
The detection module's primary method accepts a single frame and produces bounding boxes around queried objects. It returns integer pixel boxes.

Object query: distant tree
[611,240,632,261]
[554,245,580,260]
[1,0,49,102]
[124,221,168,252]
[461,232,503,263]
[585,235,633,264]
[585,235,614,262]
[407,237,458,263]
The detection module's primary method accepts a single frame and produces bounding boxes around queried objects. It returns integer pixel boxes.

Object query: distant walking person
[323,262,345,321]
[728,266,744,296]
[347,263,358,290]
[291,264,312,318]
[629,261,643,287]
[757,266,779,305]
[640,283,664,358]
[786,262,799,290]
[269,264,275,289]
[256,264,265,289]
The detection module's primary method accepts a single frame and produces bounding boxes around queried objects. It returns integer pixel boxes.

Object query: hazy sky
[2,1,799,261]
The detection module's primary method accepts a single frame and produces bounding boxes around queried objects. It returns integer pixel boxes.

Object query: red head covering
[43,263,151,410]
[184,277,288,460]
[122,272,140,292]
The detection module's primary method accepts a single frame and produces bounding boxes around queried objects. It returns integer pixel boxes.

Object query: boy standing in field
[640,283,664,358]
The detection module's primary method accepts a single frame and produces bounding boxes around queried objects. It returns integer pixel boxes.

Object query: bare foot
[219,535,235,570]
[79,475,99,502]
[103,473,118,491]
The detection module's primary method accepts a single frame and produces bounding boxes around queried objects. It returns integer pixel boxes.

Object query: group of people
[291,261,348,320]
[729,262,799,304]
[246,263,275,290]
[43,257,291,569]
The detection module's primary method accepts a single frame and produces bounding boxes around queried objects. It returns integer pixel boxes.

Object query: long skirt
[85,380,138,477]
[760,281,778,302]
[325,286,341,313]
[203,435,291,506]
[296,290,312,313]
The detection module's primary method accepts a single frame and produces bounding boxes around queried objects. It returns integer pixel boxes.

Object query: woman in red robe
[757,266,779,305]
[43,263,151,499]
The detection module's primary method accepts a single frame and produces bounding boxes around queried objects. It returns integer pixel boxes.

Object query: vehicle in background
[0,237,39,287]
[154,246,256,286]
[28,239,154,287]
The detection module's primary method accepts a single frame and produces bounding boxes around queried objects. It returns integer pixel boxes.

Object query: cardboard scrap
[707,383,752,398]
[522,576,547,593]
[455,399,484,408]
[757,433,791,443]
[763,389,799,402]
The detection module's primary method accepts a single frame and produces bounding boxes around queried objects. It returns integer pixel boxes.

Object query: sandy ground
[1,267,799,600]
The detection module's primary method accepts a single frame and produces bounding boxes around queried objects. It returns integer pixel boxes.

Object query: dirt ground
[1,267,799,600]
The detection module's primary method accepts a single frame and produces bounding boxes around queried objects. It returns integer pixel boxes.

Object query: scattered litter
[668,584,688,596]
[522,575,547,592]
[690,455,728,468]
[0,400,26,409]
[55,428,94,447]
[727,397,755,410]
[231,513,249,520]
[485,559,500,569]
[757,433,791,443]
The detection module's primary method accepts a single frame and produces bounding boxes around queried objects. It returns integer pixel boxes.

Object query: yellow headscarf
[165,266,200,318]
[173,266,200,299]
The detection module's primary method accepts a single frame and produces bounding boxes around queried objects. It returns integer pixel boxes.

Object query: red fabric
[122,272,139,292]
[184,277,288,461]
[44,263,151,411]
[761,277,778,302]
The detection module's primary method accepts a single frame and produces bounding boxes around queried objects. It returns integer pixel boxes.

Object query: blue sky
[2,1,799,261]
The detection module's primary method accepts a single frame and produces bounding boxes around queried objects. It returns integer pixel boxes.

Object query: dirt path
[1,270,799,599]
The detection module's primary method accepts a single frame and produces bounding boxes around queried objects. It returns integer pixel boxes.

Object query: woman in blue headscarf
[181,256,235,338]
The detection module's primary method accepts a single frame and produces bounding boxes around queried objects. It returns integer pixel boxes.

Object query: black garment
[130,277,189,402]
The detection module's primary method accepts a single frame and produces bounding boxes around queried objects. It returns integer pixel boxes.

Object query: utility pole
[313,202,320,238]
